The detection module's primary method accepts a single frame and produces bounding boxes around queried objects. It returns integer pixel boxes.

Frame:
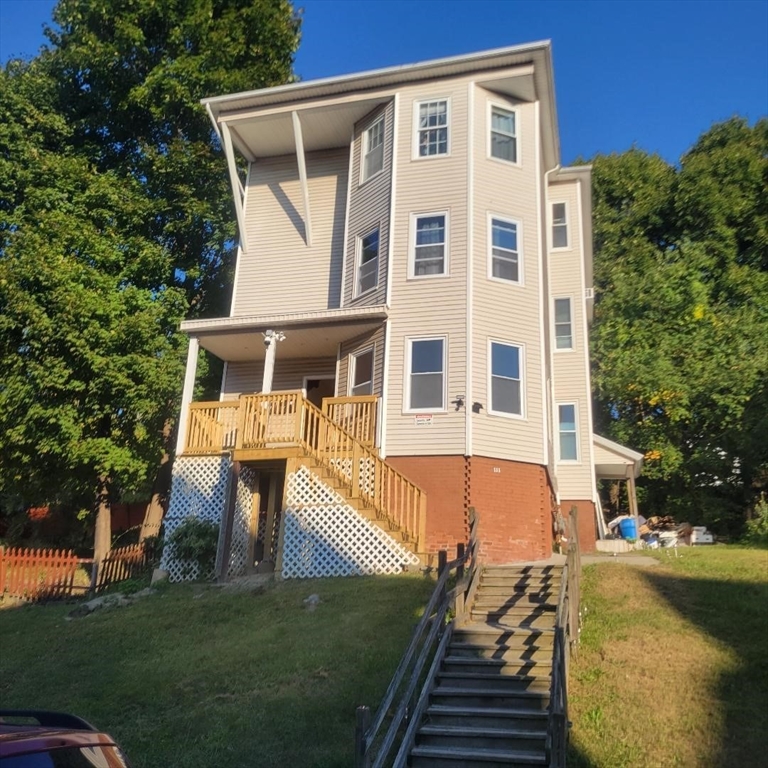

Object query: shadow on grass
[640,568,768,767]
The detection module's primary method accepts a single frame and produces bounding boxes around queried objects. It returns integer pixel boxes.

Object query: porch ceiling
[593,434,644,479]
[181,306,387,362]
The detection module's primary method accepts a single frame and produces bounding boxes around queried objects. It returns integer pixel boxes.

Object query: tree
[590,119,768,533]
[0,1,300,555]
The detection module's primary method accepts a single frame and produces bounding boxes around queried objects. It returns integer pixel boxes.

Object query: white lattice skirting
[161,455,233,582]
[281,465,419,579]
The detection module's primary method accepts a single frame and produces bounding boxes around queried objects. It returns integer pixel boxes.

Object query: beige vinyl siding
[385,78,470,456]
[221,357,337,400]
[549,178,593,498]
[344,102,394,307]
[337,325,386,396]
[233,148,348,316]
[471,88,545,465]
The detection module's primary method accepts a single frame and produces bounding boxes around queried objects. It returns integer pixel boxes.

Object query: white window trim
[360,114,385,185]
[487,212,524,286]
[409,210,450,279]
[403,335,447,414]
[487,338,526,420]
[553,296,575,352]
[487,100,521,168]
[550,200,571,251]
[349,345,375,396]
[354,224,382,298]
[412,97,451,160]
[557,402,580,463]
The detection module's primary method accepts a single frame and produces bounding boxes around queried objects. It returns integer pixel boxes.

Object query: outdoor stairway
[409,565,561,768]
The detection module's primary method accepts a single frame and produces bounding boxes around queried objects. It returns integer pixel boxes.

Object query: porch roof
[180,305,388,362]
[593,434,645,480]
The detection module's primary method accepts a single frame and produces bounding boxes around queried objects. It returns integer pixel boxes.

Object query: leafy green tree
[591,119,768,533]
[0,0,300,556]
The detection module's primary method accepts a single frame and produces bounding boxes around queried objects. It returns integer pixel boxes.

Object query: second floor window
[490,106,517,163]
[417,100,448,157]
[351,348,374,396]
[554,298,573,349]
[558,404,578,461]
[357,229,379,295]
[362,117,385,181]
[552,202,568,248]
[408,338,445,410]
[489,341,523,416]
[412,214,447,277]
[490,217,520,283]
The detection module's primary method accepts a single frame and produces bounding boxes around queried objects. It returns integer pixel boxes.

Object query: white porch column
[175,336,199,455]
[261,330,285,394]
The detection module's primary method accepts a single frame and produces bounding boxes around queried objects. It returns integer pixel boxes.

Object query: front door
[305,377,335,409]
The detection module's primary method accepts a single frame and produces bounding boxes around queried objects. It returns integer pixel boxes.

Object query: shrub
[167,518,220,578]
[744,494,768,546]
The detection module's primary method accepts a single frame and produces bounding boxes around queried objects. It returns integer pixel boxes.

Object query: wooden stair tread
[419,724,548,738]
[410,745,546,763]
[427,705,548,720]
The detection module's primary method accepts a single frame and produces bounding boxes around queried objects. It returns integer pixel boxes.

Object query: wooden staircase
[409,565,562,768]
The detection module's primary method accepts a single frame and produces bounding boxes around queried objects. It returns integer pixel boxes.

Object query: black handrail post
[456,542,465,580]
[354,705,371,768]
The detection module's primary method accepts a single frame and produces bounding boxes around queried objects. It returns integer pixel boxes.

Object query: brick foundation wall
[386,454,556,563]
[385,456,468,555]
[470,457,553,564]
[561,499,597,553]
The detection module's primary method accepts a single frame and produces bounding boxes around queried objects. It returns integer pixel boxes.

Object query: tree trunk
[140,420,174,542]
[93,474,112,563]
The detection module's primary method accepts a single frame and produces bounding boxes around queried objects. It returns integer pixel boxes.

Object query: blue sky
[1,0,766,164]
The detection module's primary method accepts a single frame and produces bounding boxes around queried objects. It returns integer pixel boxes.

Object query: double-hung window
[490,105,518,163]
[362,116,384,181]
[489,216,521,283]
[407,338,445,410]
[412,214,447,276]
[357,228,379,295]
[552,203,568,248]
[489,341,523,417]
[558,404,578,461]
[416,100,449,157]
[351,348,374,396]
[554,298,573,350]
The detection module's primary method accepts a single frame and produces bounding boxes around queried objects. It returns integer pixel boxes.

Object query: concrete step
[436,671,551,692]
[410,745,546,767]
[448,642,553,662]
[442,657,551,677]
[430,685,550,711]
[469,611,557,629]
[425,704,548,732]
[417,724,547,753]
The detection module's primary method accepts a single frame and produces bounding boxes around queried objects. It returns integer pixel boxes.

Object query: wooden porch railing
[547,505,582,767]
[234,392,426,551]
[185,401,239,454]
[321,395,378,448]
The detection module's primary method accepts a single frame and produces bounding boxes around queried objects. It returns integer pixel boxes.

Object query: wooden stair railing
[185,401,239,454]
[234,392,427,553]
[321,395,378,448]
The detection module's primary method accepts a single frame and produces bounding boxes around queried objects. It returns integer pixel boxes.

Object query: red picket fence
[0,542,151,602]
[94,543,148,593]
[0,547,80,602]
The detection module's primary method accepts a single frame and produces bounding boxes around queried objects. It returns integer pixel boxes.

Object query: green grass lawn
[0,574,434,768]
[568,545,768,767]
